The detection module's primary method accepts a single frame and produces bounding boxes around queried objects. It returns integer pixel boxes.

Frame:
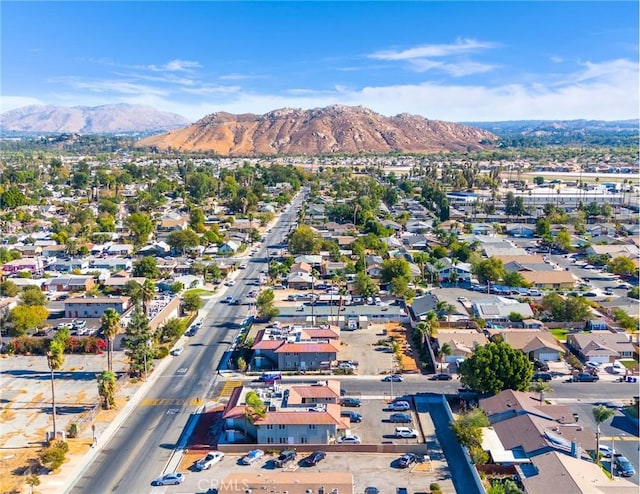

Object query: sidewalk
[35,345,178,494]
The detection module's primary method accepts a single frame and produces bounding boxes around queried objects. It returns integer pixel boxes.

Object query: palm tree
[530,379,553,404]
[101,308,122,372]
[47,339,65,440]
[438,342,452,372]
[141,279,156,317]
[592,405,615,465]
[424,310,440,339]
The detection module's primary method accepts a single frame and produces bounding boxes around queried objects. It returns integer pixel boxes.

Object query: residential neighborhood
[0,147,637,494]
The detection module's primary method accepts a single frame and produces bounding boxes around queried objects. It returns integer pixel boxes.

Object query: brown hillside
[137,105,496,155]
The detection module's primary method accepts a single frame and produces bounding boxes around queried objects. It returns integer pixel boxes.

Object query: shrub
[66,422,78,439]
[39,441,69,470]
[156,346,169,359]
[429,483,441,493]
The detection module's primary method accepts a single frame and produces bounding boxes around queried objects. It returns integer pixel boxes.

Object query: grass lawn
[183,288,214,297]
[550,328,569,341]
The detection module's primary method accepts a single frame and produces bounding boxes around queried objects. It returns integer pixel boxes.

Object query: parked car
[240,449,264,465]
[273,450,297,467]
[382,374,404,382]
[222,296,234,303]
[152,473,184,486]
[430,373,452,381]
[365,488,379,494]
[302,451,326,466]
[611,361,625,374]
[614,455,636,477]
[586,361,602,371]
[340,411,362,423]
[533,359,550,371]
[340,397,361,407]
[389,413,413,423]
[395,427,418,438]
[532,372,552,382]
[397,453,418,468]
[599,446,615,458]
[195,451,224,470]
[573,372,599,382]
[336,434,361,444]
[170,347,184,357]
[387,401,411,411]
[259,372,282,382]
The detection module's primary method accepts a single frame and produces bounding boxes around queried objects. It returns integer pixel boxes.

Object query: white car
[336,434,361,444]
[395,427,418,438]
[611,361,625,374]
[387,401,411,411]
[586,361,602,371]
[225,280,236,286]
[240,449,265,465]
[152,473,184,486]
[195,451,224,470]
[170,347,184,356]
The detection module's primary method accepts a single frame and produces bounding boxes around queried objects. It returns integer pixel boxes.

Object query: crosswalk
[219,380,243,397]
[139,379,243,407]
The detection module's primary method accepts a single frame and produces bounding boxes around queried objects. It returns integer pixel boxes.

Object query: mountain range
[136,105,496,155]
[0,104,189,134]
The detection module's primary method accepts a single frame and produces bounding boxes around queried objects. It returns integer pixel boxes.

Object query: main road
[68,191,306,494]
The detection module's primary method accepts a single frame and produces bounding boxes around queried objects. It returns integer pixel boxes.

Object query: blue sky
[1,1,638,122]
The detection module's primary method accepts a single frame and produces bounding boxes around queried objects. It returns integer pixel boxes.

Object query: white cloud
[408,59,496,76]
[148,59,201,72]
[0,96,45,113]
[369,38,497,60]
[7,58,637,123]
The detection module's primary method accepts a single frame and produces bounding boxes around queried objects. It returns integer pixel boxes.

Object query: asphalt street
[68,192,305,494]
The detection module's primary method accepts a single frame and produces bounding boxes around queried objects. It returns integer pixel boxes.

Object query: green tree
[97,370,117,409]
[25,473,41,494]
[502,271,531,288]
[47,335,65,439]
[132,256,160,279]
[438,342,452,372]
[459,341,534,394]
[125,212,154,246]
[1,186,28,208]
[140,279,156,317]
[182,291,202,312]
[122,307,154,378]
[189,208,206,232]
[9,305,49,336]
[473,257,506,285]
[0,280,19,297]
[380,258,411,285]
[530,379,554,404]
[20,286,47,306]
[592,405,615,465]
[288,225,322,254]
[354,272,378,297]
[100,308,122,372]
[535,217,551,236]
[555,229,571,251]
[158,318,186,343]
[608,256,636,276]
[167,229,200,254]
[451,408,489,451]
[256,288,279,321]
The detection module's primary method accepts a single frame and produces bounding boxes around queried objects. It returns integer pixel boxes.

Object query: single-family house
[566,332,635,364]
[473,296,534,322]
[106,243,134,256]
[520,271,576,290]
[408,293,439,325]
[219,240,241,255]
[435,329,489,363]
[487,329,563,362]
[365,255,384,278]
[287,272,314,290]
[45,275,95,293]
[506,224,536,238]
[428,257,473,283]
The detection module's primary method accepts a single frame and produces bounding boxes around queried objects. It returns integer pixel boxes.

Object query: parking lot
[168,450,455,494]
